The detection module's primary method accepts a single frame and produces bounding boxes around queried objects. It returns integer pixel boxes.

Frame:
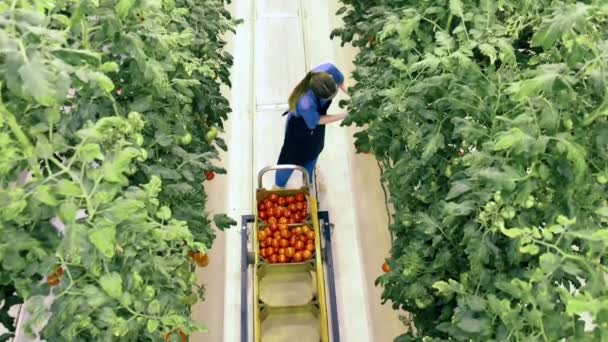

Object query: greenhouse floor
[192,0,404,341]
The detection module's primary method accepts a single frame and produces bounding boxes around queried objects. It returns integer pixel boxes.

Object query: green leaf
[79,143,104,162]
[493,128,533,151]
[34,185,58,206]
[519,244,540,255]
[479,43,497,65]
[55,179,81,197]
[539,253,560,273]
[500,227,525,238]
[146,319,159,333]
[446,180,472,200]
[421,133,444,161]
[18,55,54,106]
[89,225,116,258]
[457,317,482,333]
[116,0,136,19]
[99,272,122,299]
[100,62,119,73]
[95,73,114,93]
[213,213,236,231]
[83,285,109,308]
[156,206,172,220]
[449,0,464,18]
[531,4,590,50]
[147,300,161,314]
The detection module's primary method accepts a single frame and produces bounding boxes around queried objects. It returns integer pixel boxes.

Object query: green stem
[0,104,42,177]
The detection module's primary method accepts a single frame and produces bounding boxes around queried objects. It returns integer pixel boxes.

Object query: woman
[275,63,348,188]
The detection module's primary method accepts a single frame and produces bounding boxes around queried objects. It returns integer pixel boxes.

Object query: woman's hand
[318,113,347,125]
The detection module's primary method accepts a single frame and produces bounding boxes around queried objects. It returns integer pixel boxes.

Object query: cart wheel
[247,252,255,265]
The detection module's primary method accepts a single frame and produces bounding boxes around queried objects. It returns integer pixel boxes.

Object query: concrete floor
[192,0,404,341]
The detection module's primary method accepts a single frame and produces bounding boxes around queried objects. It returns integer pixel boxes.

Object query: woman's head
[288,72,338,111]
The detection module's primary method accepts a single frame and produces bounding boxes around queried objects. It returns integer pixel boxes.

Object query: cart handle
[257,165,312,192]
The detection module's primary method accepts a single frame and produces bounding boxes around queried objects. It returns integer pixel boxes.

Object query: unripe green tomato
[205,127,218,142]
[143,286,155,301]
[137,148,148,162]
[597,174,608,184]
[134,134,144,147]
[444,166,452,178]
[180,133,192,145]
[563,118,573,130]
[524,195,535,209]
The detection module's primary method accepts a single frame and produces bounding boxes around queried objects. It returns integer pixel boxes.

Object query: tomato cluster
[47,266,64,287]
[258,224,316,264]
[187,251,209,267]
[258,193,307,224]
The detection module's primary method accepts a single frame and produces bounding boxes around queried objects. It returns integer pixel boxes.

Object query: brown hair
[287,72,337,111]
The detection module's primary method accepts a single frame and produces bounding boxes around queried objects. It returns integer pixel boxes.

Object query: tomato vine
[334,0,608,340]
[0,0,238,340]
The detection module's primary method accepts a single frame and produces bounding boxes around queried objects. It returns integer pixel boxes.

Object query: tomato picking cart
[241,165,340,342]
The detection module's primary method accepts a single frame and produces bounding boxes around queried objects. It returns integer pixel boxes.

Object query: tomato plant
[334,0,608,340]
[0,0,238,339]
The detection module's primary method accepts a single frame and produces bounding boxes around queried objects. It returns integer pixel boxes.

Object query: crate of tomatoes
[258,193,308,224]
[258,224,316,264]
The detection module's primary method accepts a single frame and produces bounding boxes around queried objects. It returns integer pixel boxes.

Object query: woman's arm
[318,113,347,125]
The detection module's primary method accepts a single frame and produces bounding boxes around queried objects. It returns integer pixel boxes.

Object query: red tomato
[268,222,277,231]
[293,213,301,222]
[289,217,296,224]
[278,254,287,263]
[260,239,267,248]
[306,231,315,241]
[382,262,391,273]
[301,210,307,218]
[293,252,303,262]
[285,247,295,258]
[277,247,285,255]
[295,241,304,251]
[296,202,304,211]
[266,209,274,218]
[289,236,297,246]
[264,199,272,207]
[258,203,265,211]
[298,235,307,243]
[284,210,292,218]
[47,275,60,287]
[269,194,278,202]
[273,231,281,240]
[278,197,286,206]
[278,223,288,231]
[302,250,312,260]
[205,171,215,181]
[264,237,273,247]
[260,248,267,258]
[279,217,288,224]
[259,211,267,220]
[273,207,283,218]
[271,239,280,248]
[270,254,279,264]
[266,247,274,256]
[294,227,303,235]
[306,243,315,252]
[302,225,311,234]
[268,217,278,225]
[295,193,305,202]
[258,231,267,241]
[280,239,289,248]
[280,229,291,239]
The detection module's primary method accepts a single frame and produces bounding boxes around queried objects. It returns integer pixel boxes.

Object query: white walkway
[194,0,403,341]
